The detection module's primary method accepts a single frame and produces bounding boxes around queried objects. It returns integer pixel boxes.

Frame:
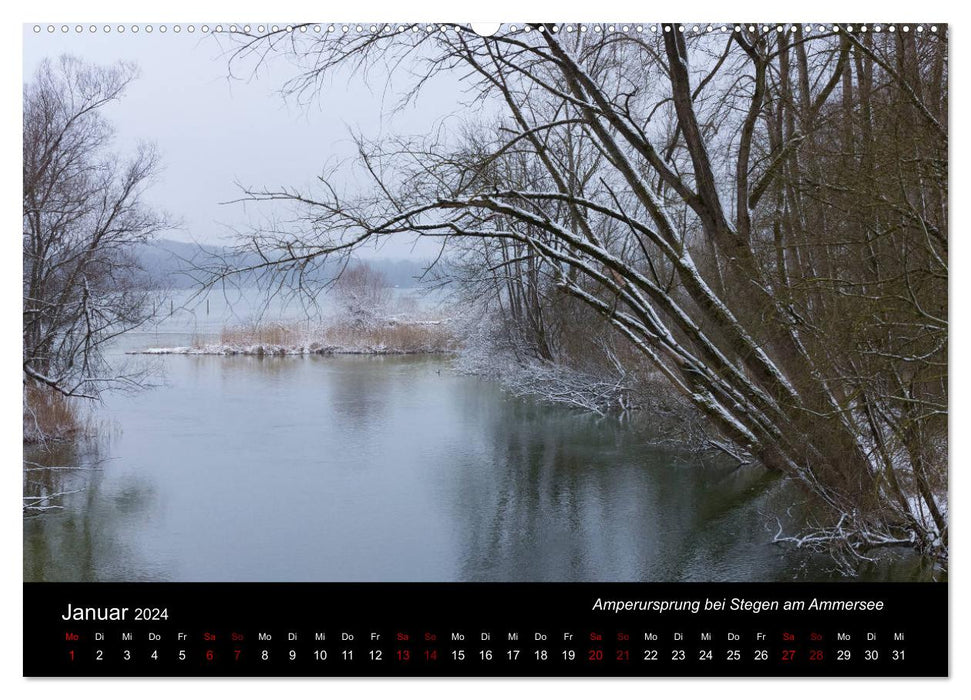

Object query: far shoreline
[129,315,458,358]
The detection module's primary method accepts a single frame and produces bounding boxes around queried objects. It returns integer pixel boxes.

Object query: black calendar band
[24,581,948,677]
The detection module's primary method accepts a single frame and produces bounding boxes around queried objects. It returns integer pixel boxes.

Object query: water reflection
[24,441,168,581]
[320,355,396,430]
[445,393,784,581]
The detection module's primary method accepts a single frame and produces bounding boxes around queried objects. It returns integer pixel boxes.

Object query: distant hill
[132,238,436,289]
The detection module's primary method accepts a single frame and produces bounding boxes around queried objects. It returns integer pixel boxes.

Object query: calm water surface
[24,295,926,582]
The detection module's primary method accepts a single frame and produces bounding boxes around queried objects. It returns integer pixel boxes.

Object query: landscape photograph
[23,22,947,583]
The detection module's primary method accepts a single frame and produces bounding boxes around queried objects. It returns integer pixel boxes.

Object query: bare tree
[333,261,393,324]
[23,56,167,430]
[220,24,947,569]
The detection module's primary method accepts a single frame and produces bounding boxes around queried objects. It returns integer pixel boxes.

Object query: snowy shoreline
[131,343,452,357]
[129,311,458,357]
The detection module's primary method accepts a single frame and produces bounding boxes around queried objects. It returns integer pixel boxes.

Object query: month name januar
[61,603,129,621]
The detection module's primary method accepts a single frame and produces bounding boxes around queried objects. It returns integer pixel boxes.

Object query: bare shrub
[23,385,88,444]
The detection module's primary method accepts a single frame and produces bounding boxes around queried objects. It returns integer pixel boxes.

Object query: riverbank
[132,316,458,357]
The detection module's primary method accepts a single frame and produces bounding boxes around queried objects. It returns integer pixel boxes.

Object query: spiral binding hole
[28,22,944,38]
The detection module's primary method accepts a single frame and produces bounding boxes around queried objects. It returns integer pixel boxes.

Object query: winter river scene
[24,25,946,583]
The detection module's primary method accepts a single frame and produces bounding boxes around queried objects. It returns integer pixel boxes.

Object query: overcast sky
[23,25,468,259]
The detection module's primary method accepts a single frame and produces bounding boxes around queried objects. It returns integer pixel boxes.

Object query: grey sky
[22,25,466,259]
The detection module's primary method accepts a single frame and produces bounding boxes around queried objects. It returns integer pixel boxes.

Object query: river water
[23,291,928,582]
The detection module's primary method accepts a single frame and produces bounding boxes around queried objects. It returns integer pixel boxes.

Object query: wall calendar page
[21,18,948,681]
